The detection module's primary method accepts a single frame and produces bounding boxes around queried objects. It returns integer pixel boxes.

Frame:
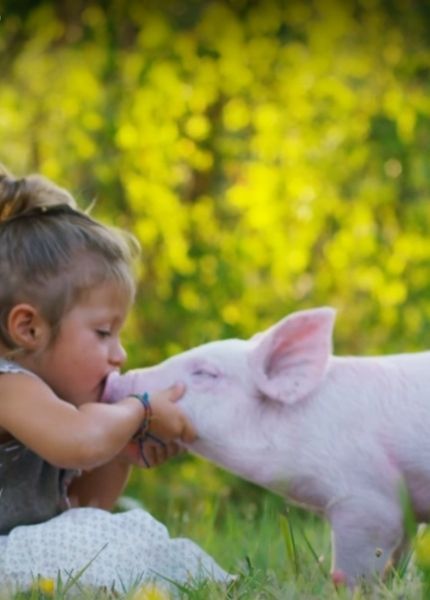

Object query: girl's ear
[7,304,49,350]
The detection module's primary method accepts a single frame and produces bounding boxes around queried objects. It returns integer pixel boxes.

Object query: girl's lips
[96,380,107,403]
[100,371,120,403]
[95,377,109,403]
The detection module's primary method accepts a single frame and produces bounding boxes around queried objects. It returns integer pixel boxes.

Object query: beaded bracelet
[129,393,168,467]
[130,392,152,439]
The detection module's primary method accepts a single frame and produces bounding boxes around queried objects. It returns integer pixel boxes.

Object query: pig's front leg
[329,495,403,587]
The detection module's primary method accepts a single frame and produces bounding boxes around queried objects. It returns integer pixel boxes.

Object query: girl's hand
[131,383,197,444]
[120,438,183,468]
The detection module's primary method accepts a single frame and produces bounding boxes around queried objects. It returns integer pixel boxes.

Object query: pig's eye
[191,368,219,379]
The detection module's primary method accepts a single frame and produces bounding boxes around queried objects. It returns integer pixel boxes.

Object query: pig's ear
[248,307,335,405]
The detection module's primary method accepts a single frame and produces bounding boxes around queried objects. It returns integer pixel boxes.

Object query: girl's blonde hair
[0,165,139,350]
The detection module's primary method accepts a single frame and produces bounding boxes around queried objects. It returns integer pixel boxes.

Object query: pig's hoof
[331,569,347,587]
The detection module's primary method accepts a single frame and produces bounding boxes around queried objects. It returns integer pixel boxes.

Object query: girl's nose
[111,340,127,367]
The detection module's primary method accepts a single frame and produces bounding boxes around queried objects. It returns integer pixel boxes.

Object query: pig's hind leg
[329,494,403,587]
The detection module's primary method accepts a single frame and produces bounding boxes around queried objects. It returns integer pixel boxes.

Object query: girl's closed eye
[96,329,111,339]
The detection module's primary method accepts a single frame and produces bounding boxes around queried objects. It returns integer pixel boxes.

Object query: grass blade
[279,512,299,577]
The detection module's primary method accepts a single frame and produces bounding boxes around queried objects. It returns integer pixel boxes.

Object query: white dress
[0,507,233,595]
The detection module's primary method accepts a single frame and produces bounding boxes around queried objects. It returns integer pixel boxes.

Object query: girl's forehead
[77,280,133,314]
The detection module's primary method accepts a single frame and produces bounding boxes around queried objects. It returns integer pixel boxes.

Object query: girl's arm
[68,440,182,510]
[68,456,131,510]
[0,372,193,470]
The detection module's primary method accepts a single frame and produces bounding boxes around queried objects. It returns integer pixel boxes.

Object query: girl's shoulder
[0,359,33,441]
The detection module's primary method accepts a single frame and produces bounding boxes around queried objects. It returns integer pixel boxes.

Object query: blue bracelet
[130,392,151,410]
[130,392,152,437]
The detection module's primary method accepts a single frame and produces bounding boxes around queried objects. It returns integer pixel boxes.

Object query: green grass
[164,494,423,600]
[5,493,425,599]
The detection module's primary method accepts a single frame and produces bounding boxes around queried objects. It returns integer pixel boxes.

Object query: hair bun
[0,170,29,222]
[0,164,77,224]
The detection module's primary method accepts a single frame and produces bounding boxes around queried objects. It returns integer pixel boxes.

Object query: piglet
[103,307,430,586]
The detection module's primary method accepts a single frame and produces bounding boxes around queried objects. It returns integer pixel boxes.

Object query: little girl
[0,166,232,594]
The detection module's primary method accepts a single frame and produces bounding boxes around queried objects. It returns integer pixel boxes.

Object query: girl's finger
[167,382,186,401]
[181,420,197,443]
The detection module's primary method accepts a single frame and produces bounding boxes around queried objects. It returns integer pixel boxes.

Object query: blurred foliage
[1,0,430,512]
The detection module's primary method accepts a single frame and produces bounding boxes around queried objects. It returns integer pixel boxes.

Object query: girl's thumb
[170,381,186,400]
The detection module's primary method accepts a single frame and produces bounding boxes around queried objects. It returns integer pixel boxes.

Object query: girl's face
[32,281,130,407]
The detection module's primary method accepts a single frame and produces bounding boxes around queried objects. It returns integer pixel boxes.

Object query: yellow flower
[36,577,55,595]
[415,527,430,569]
[132,583,171,600]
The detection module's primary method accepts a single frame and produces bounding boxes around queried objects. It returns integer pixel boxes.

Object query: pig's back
[373,351,430,518]
[325,353,430,475]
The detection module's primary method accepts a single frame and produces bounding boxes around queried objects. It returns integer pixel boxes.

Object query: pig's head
[104,307,335,477]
